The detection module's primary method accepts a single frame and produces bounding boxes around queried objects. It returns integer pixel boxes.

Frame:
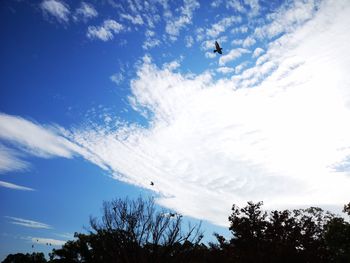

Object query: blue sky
[1,0,350,259]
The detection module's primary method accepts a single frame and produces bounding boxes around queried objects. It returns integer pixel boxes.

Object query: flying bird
[213,41,223,54]
[150,181,154,186]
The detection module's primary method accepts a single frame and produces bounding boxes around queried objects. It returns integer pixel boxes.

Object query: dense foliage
[3,199,350,263]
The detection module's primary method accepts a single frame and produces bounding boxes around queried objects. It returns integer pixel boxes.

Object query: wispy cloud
[74,1,98,21]
[54,232,74,239]
[0,113,80,159]
[165,0,199,41]
[67,0,350,226]
[40,0,70,23]
[4,0,350,228]
[244,0,260,17]
[223,0,260,16]
[185,35,194,48]
[0,112,93,174]
[254,0,319,39]
[242,36,256,48]
[6,217,51,229]
[0,145,29,173]
[206,16,241,38]
[219,48,250,66]
[0,181,34,191]
[142,30,161,50]
[110,72,124,85]
[217,66,235,74]
[87,19,124,41]
[252,47,264,58]
[120,13,144,25]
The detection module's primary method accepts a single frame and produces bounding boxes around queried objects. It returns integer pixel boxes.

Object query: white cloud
[110,72,124,85]
[205,51,216,59]
[206,16,242,38]
[242,36,256,47]
[145,30,155,37]
[213,0,259,16]
[120,13,144,25]
[252,47,264,58]
[74,2,97,21]
[0,113,99,174]
[165,0,199,40]
[40,0,70,23]
[66,0,350,226]
[211,0,222,8]
[143,30,160,50]
[219,48,250,66]
[6,217,51,229]
[254,0,319,39]
[232,39,243,46]
[87,19,124,41]
[201,36,227,51]
[231,25,248,34]
[0,113,80,159]
[244,0,260,16]
[235,61,249,73]
[54,232,74,239]
[226,0,245,12]
[185,35,194,48]
[5,0,350,228]
[217,67,235,74]
[0,181,34,191]
[142,38,161,50]
[162,60,181,71]
[0,145,29,173]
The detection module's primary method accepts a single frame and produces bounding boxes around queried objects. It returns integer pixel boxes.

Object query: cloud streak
[6,217,51,229]
[0,181,34,191]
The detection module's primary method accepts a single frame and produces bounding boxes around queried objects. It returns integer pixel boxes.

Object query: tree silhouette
[49,196,203,263]
[226,201,349,263]
[2,252,47,263]
[3,198,350,263]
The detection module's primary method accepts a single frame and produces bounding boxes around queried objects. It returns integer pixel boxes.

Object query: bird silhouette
[213,41,223,54]
[150,181,154,186]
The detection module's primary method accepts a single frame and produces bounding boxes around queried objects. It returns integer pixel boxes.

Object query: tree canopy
[3,198,350,263]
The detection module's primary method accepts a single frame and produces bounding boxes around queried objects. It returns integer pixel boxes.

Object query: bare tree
[88,196,203,262]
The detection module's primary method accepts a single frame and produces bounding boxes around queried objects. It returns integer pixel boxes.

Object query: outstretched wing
[215,41,221,50]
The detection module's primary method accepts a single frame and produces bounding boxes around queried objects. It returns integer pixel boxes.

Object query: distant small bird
[150,181,154,186]
[169,213,176,217]
[213,41,223,54]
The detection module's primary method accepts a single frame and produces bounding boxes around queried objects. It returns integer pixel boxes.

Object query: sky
[1,0,350,259]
